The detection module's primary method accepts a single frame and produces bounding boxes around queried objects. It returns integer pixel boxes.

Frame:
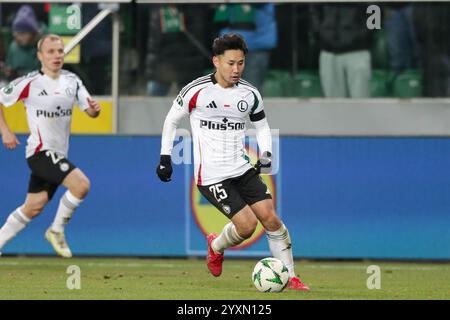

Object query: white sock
[51,191,83,233]
[212,222,245,254]
[0,208,31,250]
[266,223,296,278]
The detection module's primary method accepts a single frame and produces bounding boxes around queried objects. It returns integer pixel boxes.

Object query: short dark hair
[212,33,248,56]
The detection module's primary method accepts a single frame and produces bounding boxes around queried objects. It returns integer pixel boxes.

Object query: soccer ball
[252,257,289,292]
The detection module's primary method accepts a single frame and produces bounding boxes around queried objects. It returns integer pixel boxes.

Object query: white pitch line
[0,261,181,269]
[1,261,449,271]
[299,264,450,271]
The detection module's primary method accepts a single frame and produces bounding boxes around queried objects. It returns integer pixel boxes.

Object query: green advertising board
[49,4,81,35]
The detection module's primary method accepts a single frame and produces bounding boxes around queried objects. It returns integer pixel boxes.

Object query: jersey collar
[211,72,239,88]
[211,72,217,84]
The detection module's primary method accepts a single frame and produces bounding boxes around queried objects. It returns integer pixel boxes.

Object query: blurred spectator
[214,4,277,88]
[145,5,209,96]
[310,4,373,98]
[0,36,5,87]
[3,5,41,81]
[1,3,48,27]
[413,3,450,97]
[384,3,421,74]
[0,34,5,63]
[80,3,112,95]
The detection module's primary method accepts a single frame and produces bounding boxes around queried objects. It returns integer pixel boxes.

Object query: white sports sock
[212,222,245,254]
[0,208,31,250]
[266,223,296,278]
[51,191,83,233]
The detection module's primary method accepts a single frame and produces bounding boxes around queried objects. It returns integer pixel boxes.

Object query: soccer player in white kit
[0,34,101,258]
[156,33,309,290]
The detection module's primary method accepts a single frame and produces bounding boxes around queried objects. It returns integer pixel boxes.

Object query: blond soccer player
[0,34,101,258]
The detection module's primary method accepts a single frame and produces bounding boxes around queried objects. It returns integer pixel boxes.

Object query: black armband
[250,110,266,122]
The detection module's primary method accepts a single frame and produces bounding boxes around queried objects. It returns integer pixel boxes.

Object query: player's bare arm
[0,105,20,150]
[85,97,101,118]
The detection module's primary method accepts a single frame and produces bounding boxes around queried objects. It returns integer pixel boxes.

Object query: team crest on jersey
[2,84,13,95]
[237,100,248,112]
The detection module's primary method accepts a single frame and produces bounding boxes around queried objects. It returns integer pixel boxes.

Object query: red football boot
[287,277,310,291]
[206,233,224,277]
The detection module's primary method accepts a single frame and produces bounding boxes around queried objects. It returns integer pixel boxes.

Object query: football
[252,257,289,292]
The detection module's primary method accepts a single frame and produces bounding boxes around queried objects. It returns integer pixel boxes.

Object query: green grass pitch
[0,256,449,300]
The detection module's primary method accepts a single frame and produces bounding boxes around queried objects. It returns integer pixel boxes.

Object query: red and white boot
[206,233,224,277]
[287,277,310,291]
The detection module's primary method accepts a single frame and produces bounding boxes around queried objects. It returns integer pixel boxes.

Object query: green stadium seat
[292,70,323,97]
[370,69,392,97]
[261,70,292,97]
[392,69,423,98]
[371,30,390,69]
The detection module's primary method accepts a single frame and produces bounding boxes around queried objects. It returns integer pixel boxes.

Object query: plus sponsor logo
[36,106,72,118]
[200,117,245,131]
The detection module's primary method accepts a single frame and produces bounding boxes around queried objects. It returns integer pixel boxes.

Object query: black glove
[156,155,172,182]
[255,151,272,174]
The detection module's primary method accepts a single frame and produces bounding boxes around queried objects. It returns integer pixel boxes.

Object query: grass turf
[0,256,449,300]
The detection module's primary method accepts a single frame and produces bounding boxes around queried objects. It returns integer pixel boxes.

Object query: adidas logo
[206,101,218,109]
[38,90,48,96]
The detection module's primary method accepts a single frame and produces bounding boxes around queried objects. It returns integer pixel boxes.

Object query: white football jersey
[173,74,267,186]
[0,70,90,158]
